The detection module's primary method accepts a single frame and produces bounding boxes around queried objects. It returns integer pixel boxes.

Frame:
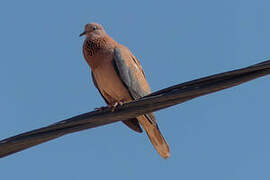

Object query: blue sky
[1,0,270,179]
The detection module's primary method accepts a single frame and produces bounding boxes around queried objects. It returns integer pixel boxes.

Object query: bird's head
[80,23,105,38]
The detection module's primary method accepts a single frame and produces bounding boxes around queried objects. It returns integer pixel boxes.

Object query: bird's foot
[94,101,124,112]
[108,101,124,112]
[94,106,108,111]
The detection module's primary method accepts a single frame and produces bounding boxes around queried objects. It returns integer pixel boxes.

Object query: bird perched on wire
[80,22,170,159]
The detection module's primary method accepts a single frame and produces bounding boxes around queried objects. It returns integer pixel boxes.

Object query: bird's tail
[137,115,170,159]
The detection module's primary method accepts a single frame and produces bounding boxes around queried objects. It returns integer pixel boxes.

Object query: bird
[80,22,170,159]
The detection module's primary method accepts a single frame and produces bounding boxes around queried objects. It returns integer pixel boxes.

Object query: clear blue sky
[1,0,270,179]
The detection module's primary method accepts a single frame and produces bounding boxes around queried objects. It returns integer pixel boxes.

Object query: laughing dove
[80,23,170,159]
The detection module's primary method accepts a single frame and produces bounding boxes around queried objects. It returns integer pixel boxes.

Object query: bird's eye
[92,26,97,30]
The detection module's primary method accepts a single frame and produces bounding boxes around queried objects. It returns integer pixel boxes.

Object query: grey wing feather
[113,47,157,125]
[113,47,148,99]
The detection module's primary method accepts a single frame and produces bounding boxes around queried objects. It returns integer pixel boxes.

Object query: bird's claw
[94,106,107,111]
[109,101,124,112]
[94,101,124,112]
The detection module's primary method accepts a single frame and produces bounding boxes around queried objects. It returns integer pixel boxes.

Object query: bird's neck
[85,35,117,53]
[83,35,117,69]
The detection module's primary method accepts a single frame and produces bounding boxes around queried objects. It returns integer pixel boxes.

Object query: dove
[80,23,170,158]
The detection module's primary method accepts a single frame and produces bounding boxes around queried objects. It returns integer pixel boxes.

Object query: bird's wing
[113,46,151,99]
[113,45,170,158]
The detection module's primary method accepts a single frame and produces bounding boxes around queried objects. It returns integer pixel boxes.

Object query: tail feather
[137,115,170,159]
[122,118,143,133]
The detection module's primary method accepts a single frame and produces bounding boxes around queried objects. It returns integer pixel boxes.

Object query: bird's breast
[93,59,132,103]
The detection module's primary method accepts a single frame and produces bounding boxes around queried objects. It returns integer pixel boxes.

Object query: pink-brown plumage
[81,23,170,158]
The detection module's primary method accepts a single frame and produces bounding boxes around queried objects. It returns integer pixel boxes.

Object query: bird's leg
[94,106,108,111]
[94,104,117,111]
[118,101,124,106]
[94,101,124,112]
[108,100,124,112]
[105,100,125,111]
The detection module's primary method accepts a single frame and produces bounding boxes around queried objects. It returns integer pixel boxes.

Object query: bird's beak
[79,31,86,37]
